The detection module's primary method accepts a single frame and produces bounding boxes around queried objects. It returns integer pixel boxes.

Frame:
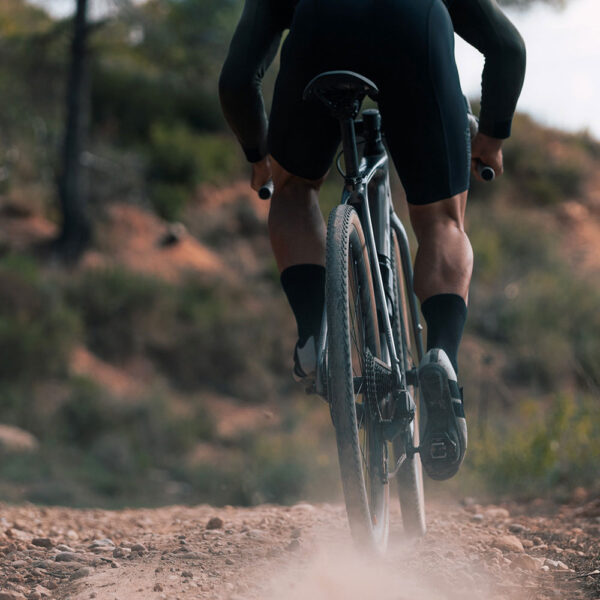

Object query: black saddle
[303,70,379,119]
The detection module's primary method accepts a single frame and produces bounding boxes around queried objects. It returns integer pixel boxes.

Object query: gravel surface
[1,497,599,600]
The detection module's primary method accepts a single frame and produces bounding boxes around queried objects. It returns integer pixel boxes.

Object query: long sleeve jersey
[219,0,526,163]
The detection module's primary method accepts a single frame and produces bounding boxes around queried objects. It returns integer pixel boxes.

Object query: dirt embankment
[1,497,600,600]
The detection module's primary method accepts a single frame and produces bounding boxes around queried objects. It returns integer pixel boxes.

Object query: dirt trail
[1,498,599,600]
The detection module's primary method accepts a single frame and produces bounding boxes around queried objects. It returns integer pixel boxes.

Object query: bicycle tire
[326,204,389,552]
[390,228,426,537]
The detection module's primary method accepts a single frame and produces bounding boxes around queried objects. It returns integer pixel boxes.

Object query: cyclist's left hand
[471,133,503,181]
[251,156,272,193]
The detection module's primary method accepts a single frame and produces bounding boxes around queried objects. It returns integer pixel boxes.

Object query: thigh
[268,10,341,181]
[376,0,470,205]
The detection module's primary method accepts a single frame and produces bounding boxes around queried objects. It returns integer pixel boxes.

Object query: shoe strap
[448,380,465,418]
[448,379,462,401]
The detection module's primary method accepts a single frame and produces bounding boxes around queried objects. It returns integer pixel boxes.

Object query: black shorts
[268,0,470,205]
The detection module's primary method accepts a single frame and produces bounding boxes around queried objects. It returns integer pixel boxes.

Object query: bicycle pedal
[429,435,457,461]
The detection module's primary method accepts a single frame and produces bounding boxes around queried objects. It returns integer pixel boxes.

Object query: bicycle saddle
[303,70,379,119]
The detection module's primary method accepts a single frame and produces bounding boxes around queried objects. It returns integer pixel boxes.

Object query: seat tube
[340,118,360,180]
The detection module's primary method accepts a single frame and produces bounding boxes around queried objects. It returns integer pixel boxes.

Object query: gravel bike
[303,70,428,553]
[258,71,491,553]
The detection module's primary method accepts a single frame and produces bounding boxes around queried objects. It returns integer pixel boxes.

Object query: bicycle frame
[315,110,424,403]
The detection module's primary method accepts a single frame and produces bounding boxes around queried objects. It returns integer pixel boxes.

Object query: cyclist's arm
[219,0,287,164]
[448,0,526,139]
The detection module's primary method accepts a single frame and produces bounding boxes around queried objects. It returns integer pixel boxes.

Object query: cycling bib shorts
[268,0,470,204]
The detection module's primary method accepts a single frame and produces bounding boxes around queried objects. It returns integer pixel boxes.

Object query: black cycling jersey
[219,0,525,164]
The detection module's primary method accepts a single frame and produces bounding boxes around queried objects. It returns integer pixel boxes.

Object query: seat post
[340,117,360,181]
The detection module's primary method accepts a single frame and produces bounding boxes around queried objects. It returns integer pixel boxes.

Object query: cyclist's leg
[266,3,341,369]
[376,0,471,374]
[408,192,473,378]
[409,192,471,301]
[374,0,469,479]
[268,160,326,272]
[268,162,327,365]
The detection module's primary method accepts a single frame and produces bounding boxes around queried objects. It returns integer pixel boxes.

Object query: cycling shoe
[418,348,467,481]
[293,336,317,383]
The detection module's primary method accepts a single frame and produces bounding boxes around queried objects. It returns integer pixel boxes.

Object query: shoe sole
[419,363,465,481]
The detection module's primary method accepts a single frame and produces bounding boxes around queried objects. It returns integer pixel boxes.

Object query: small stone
[181,571,193,578]
[56,544,74,552]
[485,507,510,519]
[28,593,41,600]
[131,543,147,553]
[292,503,316,511]
[508,523,527,534]
[471,514,484,522]
[493,535,524,553]
[246,530,268,543]
[286,539,301,551]
[70,567,92,580]
[12,560,28,568]
[511,554,542,571]
[113,547,130,558]
[225,558,235,565]
[290,528,302,539]
[32,538,53,549]
[206,517,224,530]
[541,565,550,572]
[89,538,114,549]
[153,583,163,592]
[55,551,86,562]
[522,539,534,549]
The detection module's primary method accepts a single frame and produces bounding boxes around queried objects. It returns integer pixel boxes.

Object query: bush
[147,123,244,218]
[467,394,600,496]
[149,182,189,221]
[0,255,80,383]
[68,268,173,361]
[504,115,587,204]
[149,123,242,186]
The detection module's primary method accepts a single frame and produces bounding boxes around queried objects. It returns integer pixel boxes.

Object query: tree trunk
[57,0,91,262]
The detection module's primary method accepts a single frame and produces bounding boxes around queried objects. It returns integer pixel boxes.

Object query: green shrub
[0,255,80,383]
[149,123,243,187]
[68,268,173,361]
[149,182,189,221]
[467,394,600,496]
[504,115,586,204]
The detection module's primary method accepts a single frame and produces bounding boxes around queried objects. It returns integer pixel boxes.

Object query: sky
[29,0,600,138]
[455,0,600,137]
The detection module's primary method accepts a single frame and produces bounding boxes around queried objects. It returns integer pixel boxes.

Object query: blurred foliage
[0,255,80,383]
[0,0,597,509]
[467,394,600,497]
[503,114,587,204]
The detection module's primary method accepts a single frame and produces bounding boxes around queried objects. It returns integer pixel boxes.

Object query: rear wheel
[326,204,389,552]
[390,228,426,537]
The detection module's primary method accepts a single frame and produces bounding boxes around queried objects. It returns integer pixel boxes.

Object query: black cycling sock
[421,293,467,374]
[280,264,326,346]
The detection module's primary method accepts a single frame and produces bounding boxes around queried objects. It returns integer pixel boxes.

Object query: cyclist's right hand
[471,132,503,181]
[251,156,272,194]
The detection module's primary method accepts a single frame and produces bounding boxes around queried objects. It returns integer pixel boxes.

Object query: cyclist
[219,0,525,481]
